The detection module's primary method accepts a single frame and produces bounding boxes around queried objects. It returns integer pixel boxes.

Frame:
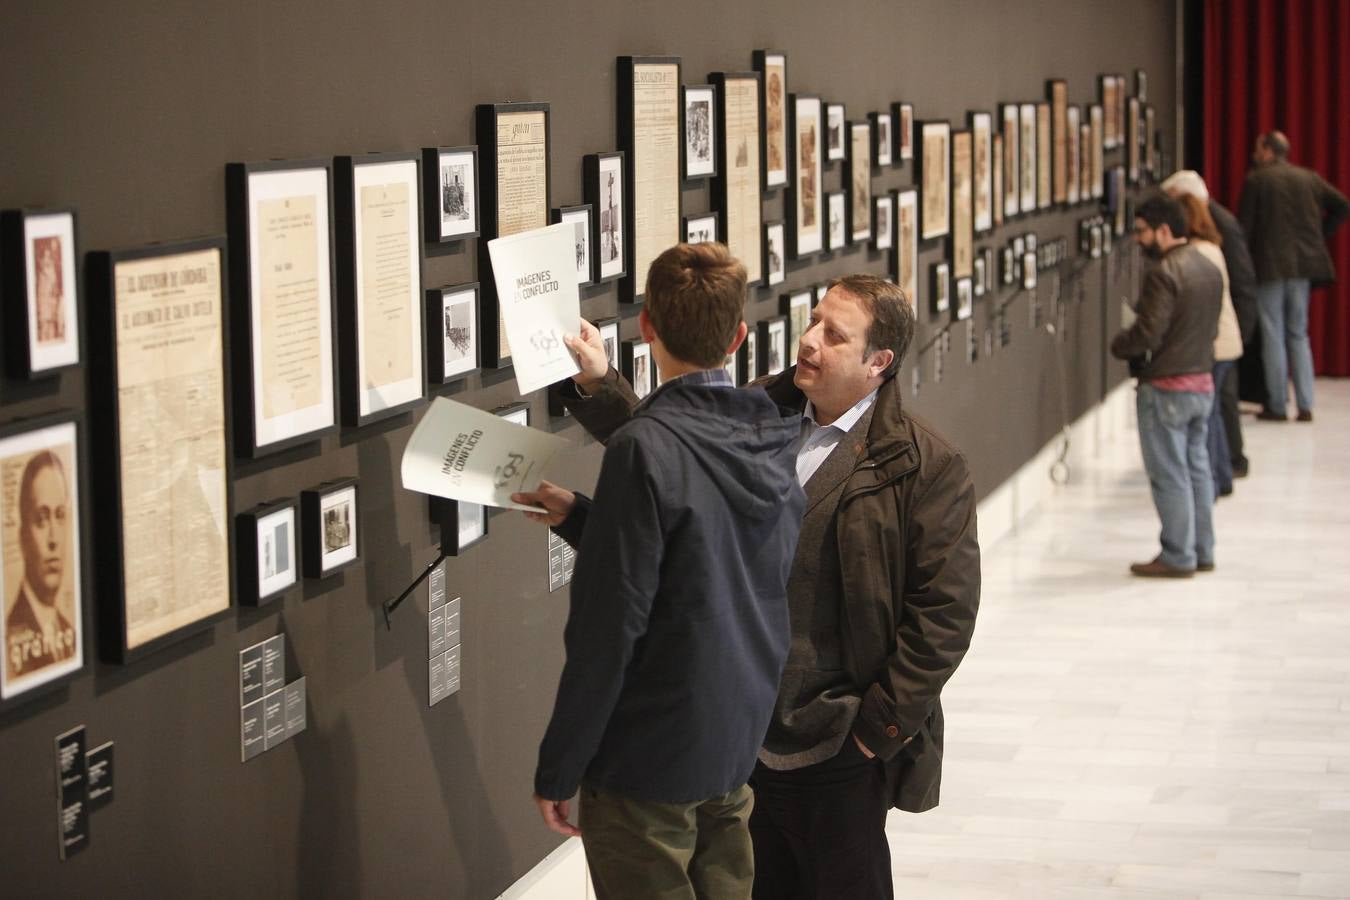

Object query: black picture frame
[968,110,995,236]
[1,206,83,380]
[763,220,786,287]
[780,289,813,361]
[757,315,789,377]
[954,277,973,322]
[914,120,952,241]
[931,260,951,315]
[426,282,481,387]
[737,325,759,384]
[708,71,764,287]
[552,203,595,288]
[236,497,298,608]
[617,56,683,304]
[846,121,873,243]
[420,145,480,243]
[683,211,719,245]
[825,101,847,164]
[583,151,627,286]
[301,477,360,579]
[682,84,718,181]
[621,338,655,400]
[786,92,824,260]
[893,102,915,162]
[873,193,895,252]
[752,49,789,192]
[869,111,894,168]
[430,497,488,557]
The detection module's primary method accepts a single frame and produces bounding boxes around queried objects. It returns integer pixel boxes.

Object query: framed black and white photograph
[970,112,994,235]
[954,277,973,322]
[494,400,530,428]
[1002,244,1016,284]
[758,315,788,376]
[931,261,951,314]
[973,255,987,298]
[1,207,81,378]
[916,120,951,241]
[430,497,488,557]
[684,211,718,245]
[764,220,786,286]
[848,121,873,243]
[426,282,479,386]
[895,189,919,306]
[552,204,594,287]
[301,478,359,578]
[826,191,847,251]
[894,102,915,162]
[584,151,626,285]
[1023,252,1038,289]
[334,152,426,429]
[683,84,718,180]
[0,413,86,710]
[780,289,812,361]
[788,93,824,258]
[237,498,297,607]
[225,158,339,457]
[421,145,479,242]
[737,325,758,383]
[873,193,894,252]
[825,102,846,163]
[753,50,789,191]
[595,316,621,371]
[871,111,894,167]
[622,339,655,400]
[1000,104,1020,220]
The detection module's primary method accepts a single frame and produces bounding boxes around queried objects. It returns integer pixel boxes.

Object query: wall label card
[55,725,88,859]
[239,644,265,706]
[261,635,285,696]
[284,678,307,739]
[241,698,265,761]
[85,741,114,810]
[262,689,287,751]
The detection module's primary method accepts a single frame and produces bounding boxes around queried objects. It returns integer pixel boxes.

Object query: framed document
[1036,103,1052,210]
[825,102,846,163]
[430,497,488,557]
[780,289,812,361]
[1067,105,1082,205]
[86,237,231,663]
[752,50,789,191]
[1,207,81,378]
[621,339,655,400]
[826,192,847,251]
[1100,75,1118,149]
[552,204,594,287]
[421,145,479,242]
[1127,96,1141,184]
[893,102,914,162]
[764,220,786,287]
[476,101,552,368]
[870,111,894,168]
[916,120,951,241]
[225,159,339,457]
[1090,104,1105,199]
[710,72,763,285]
[683,84,717,180]
[584,152,626,285]
[872,193,894,252]
[237,499,297,607]
[1145,105,1157,176]
[847,121,873,243]
[1019,104,1038,213]
[1000,104,1020,220]
[1081,118,1094,201]
[737,324,758,383]
[1115,76,1128,150]
[684,212,718,244]
[618,56,682,304]
[426,282,479,386]
[950,130,974,280]
[0,413,86,709]
[788,93,824,258]
[758,316,788,376]
[993,134,1005,228]
[1047,80,1069,205]
[334,153,425,428]
[931,261,951,314]
[969,112,994,235]
[894,189,919,307]
[301,478,359,579]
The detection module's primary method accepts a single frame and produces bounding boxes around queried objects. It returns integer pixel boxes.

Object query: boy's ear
[638,308,657,344]
[725,321,748,356]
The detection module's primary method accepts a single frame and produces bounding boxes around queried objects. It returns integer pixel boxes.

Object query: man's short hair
[644,242,746,369]
[1260,130,1290,159]
[1135,193,1190,240]
[20,451,65,524]
[828,274,915,379]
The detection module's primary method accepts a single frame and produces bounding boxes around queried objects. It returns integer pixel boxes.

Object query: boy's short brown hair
[644,242,747,369]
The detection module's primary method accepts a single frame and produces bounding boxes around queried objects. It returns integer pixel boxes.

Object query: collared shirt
[795,389,878,486]
[640,367,733,407]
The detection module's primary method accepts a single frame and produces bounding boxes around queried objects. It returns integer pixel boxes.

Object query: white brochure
[487,222,582,395]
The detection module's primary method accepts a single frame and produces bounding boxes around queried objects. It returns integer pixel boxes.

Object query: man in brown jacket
[557,274,980,900]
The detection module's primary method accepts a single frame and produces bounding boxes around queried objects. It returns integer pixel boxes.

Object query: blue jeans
[1136,384,1215,569]
[1255,278,1314,415]
[1209,361,1235,495]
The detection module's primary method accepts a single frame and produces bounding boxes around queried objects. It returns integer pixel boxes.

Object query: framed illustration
[1090,104,1105,199]
[847,122,873,243]
[476,101,552,366]
[552,204,594,287]
[1067,105,1082,205]
[752,50,789,191]
[950,130,974,280]
[788,93,824,258]
[621,339,655,400]
[426,282,479,385]
[970,112,994,234]
[916,120,951,240]
[430,497,488,557]
[894,102,915,161]
[895,190,919,307]
[873,193,894,252]
[0,413,86,709]
[1127,96,1141,184]
[737,325,759,383]
[301,478,359,579]
[780,289,813,362]
[595,316,620,371]
[619,57,683,303]
[683,212,718,244]
[826,192,847,251]
[1047,80,1069,206]
[954,278,973,322]
[1,207,81,378]
[421,145,479,242]
[236,498,297,607]
[224,158,339,457]
[1019,103,1037,213]
[764,220,786,286]
[334,152,426,428]
[710,72,764,286]
[1036,102,1052,210]
[825,102,846,163]
[86,237,232,663]
[758,316,788,376]
[583,151,626,285]
[870,111,894,168]
[992,134,1005,228]
[1000,104,1020,220]
[683,84,718,180]
[931,261,951,314]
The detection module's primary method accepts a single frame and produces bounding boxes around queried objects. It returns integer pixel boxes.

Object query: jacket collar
[761,366,913,462]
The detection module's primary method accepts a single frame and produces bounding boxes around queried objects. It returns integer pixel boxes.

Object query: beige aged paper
[723,77,762,284]
[494,110,549,361]
[258,196,322,419]
[358,181,414,395]
[953,131,973,279]
[631,63,680,298]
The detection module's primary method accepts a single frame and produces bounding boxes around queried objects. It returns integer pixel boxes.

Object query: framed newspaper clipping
[709,72,764,286]
[618,56,683,303]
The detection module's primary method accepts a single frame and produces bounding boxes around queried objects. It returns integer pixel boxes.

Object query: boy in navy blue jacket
[513,242,804,899]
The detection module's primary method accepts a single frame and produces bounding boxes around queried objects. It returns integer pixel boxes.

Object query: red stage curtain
[1203,0,1350,375]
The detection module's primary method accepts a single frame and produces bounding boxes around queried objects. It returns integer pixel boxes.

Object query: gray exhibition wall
[0,1,1175,896]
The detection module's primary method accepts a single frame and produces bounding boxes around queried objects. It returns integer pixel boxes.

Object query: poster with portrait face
[1,418,81,702]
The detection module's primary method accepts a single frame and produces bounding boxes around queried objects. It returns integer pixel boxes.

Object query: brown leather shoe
[1130,559,1195,578]
[1297,409,1313,422]
[1256,409,1287,422]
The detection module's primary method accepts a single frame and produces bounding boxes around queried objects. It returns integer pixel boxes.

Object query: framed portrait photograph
[954,277,973,322]
[618,57,683,304]
[1067,105,1082,205]
[622,339,655,400]
[870,111,894,168]
[848,121,873,243]
[916,120,951,240]
[0,414,85,709]
[584,151,626,285]
[970,112,994,234]
[334,152,426,429]
[301,478,358,579]
[737,325,758,384]
[873,193,894,252]
[421,145,479,242]
[430,497,488,557]
[237,499,297,607]
[895,190,919,307]
[753,50,789,191]
[758,315,788,376]
[1000,104,1020,220]
[764,220,786,286]
[950,130,974,280]
[780,289,812,362]
[894,102,915,161]
[477,100,552,365]
[1,207,81,378]
[1019,103,1038,213]
[683,84,718,180]
[825,102,846,163]
[931,261,951,314]
[1036,102,1052,210]
[788,93,824,258]
[710,72,764,286]
[552,204,594,287]
[225,158,339,457]
[594,316,621,372]
[684,212,718,245]
[1047,80,1069,206]
[426,282,479,385]
[826,191,847,251]
[85,238,231,664]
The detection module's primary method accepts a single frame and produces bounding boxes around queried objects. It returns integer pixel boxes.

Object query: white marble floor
[887,379,1350,900]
